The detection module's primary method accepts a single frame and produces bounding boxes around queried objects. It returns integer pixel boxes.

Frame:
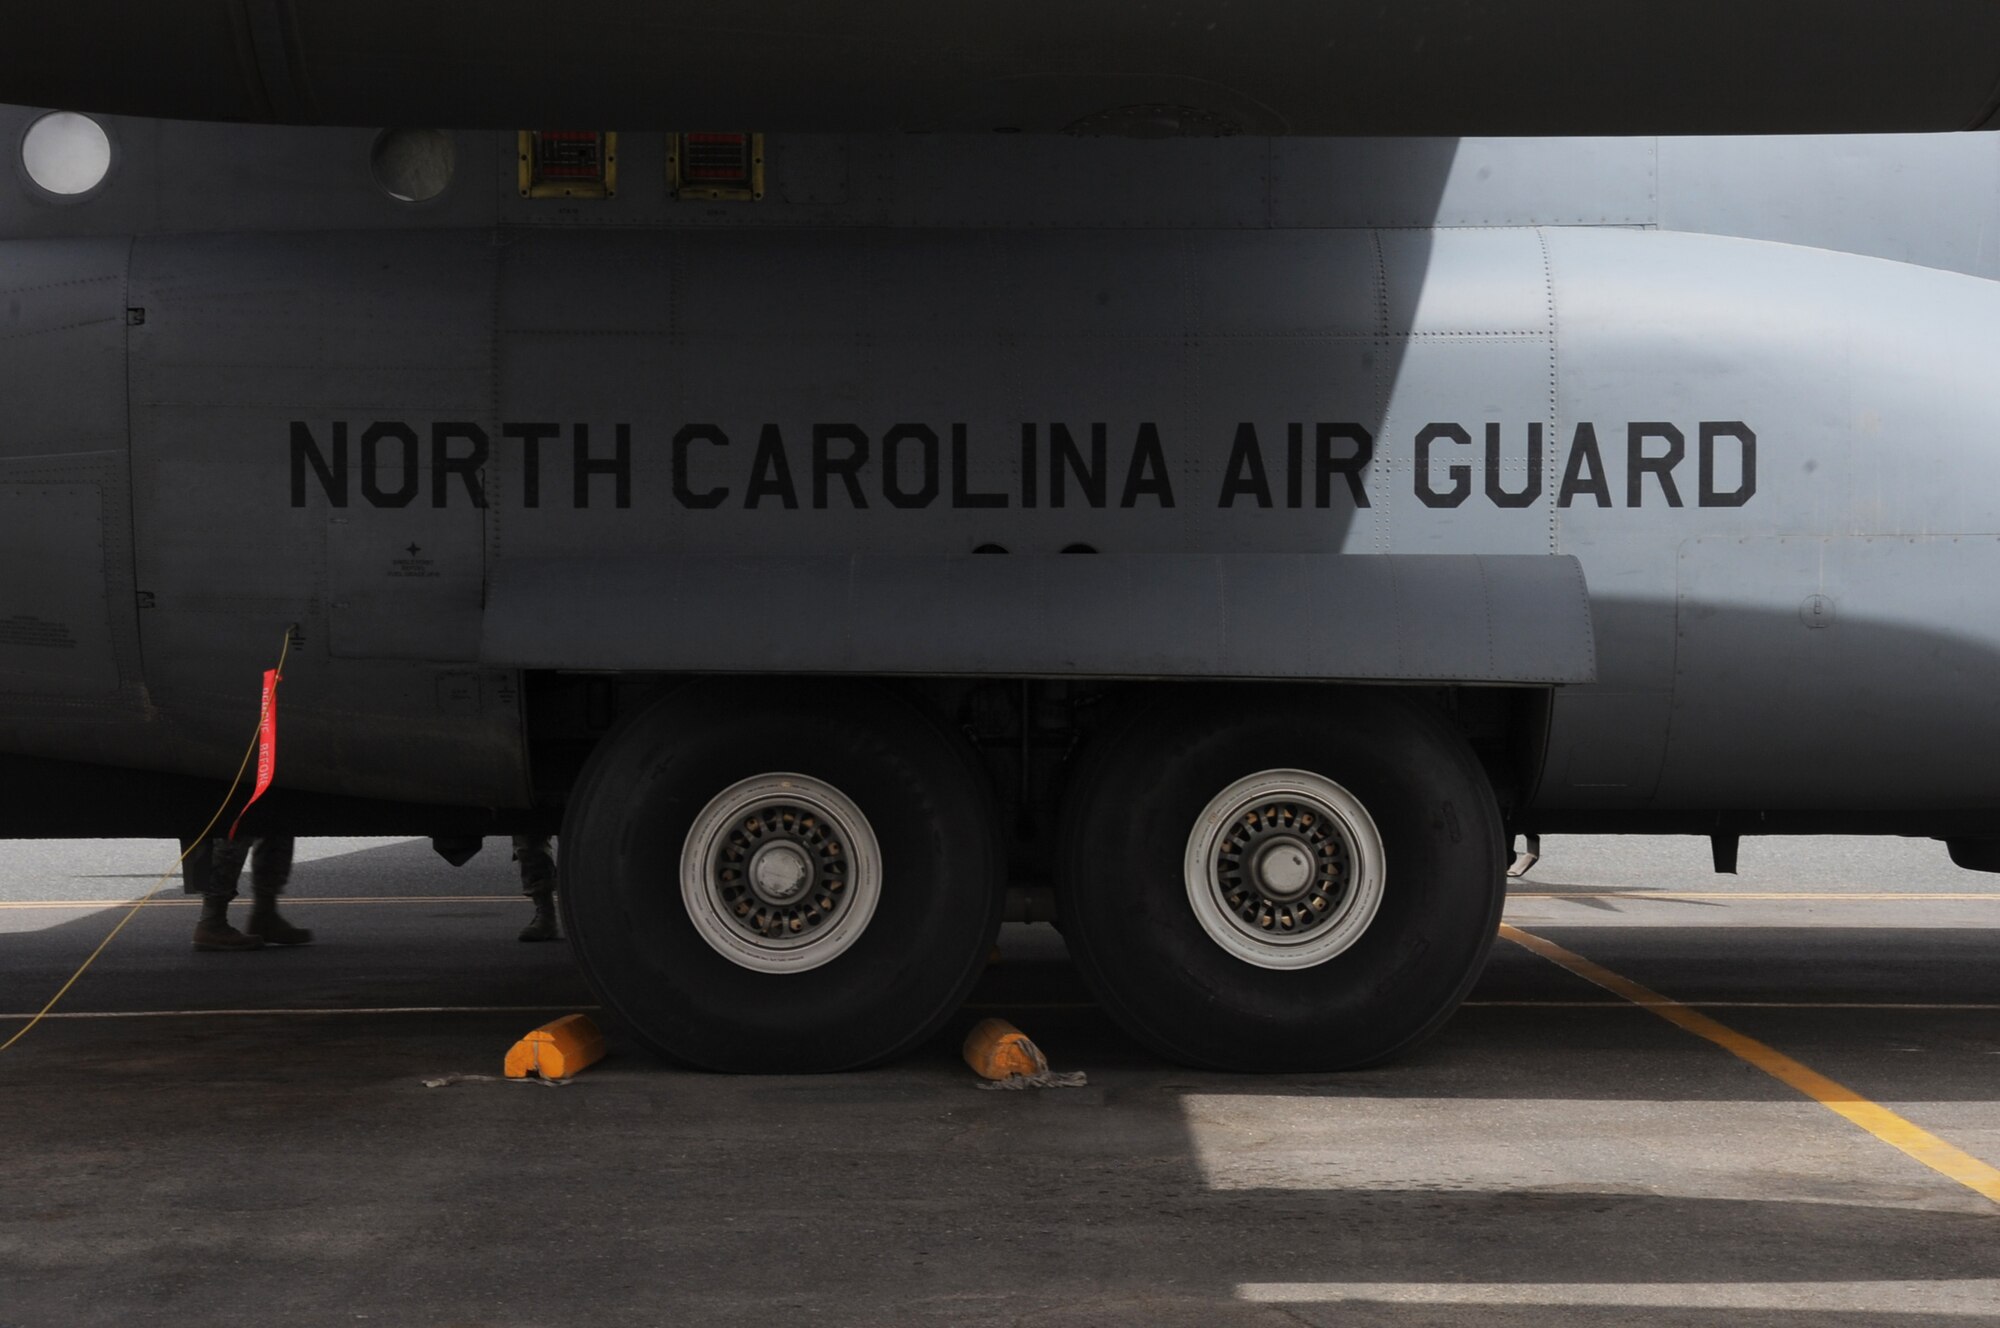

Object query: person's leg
[513,834,560,942]
[193,837,262,950]
[245,836,313,945]
[179,837,212,896]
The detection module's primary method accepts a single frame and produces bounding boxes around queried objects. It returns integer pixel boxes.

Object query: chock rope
[0,627,295,1055]
[421,1073,570,1089]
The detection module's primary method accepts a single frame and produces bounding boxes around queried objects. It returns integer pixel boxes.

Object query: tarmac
[1,833,1996,1326]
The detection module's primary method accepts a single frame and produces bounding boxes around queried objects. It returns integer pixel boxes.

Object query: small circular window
[371,128,454,203]
[21,112,111,197]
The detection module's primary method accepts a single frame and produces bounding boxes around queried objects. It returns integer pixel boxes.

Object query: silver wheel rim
[681,773,882,974]
[1183,768,1385,970]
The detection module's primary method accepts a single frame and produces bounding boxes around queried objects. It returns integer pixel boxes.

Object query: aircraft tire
[1057,686,1506,1072]
[559,679,1004,1072]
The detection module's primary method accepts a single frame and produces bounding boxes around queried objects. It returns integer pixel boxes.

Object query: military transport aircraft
[2,2,1999,1072]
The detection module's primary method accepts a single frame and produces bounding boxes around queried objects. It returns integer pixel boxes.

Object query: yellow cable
[0,627,295,1054]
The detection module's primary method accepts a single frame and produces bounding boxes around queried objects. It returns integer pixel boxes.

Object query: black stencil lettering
[360,422,420,508]
[1627,423,1685,508]
[951,424,1008,509]
[883,424,939,509]
[1483,422,1542,509]
[744,424,800,509]
[1219,423,1273,508]
[430,422,489,509]
[1050,423,1107,509]
[812,424,869,509]
[1315,423,1372,508]
[1699,422,1757,507]
[1414,423,1472,508]
[1019,425,1038,510]
[504,422,558,509]
[573,423,632,509]
[1557,423,1612,508]
[1120,422,1175,508]
[674,424,729,508]
[1286,424,1304,509]
[290,421,348,508]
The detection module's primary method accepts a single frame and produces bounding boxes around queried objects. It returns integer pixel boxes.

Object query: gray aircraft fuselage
[2,118,1998,846]
[11,90,2000,1072]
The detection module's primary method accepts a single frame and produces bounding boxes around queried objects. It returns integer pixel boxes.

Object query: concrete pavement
[1,835,1995,1326]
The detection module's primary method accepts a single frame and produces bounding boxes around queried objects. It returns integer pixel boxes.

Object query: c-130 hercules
[3,2,2000,1071]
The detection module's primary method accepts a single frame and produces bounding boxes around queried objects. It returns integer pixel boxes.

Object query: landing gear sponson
[559,681,1505,1073]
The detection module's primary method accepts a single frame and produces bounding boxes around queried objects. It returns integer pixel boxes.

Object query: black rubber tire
[559,679,1004,1072]
[1057,685,1506,1072]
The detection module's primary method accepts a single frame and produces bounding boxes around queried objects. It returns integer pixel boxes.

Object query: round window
[371,128,454,203]
[21,112,111,197]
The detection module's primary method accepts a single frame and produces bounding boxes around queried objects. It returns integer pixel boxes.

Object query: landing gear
[1058,687,1506,1072]
[560,681,1004,1072]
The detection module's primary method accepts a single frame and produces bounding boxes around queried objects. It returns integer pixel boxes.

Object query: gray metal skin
[3,115,2000,842]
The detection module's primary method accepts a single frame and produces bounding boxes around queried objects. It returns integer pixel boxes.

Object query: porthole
[21,112,111,198]
[371,128,454,203]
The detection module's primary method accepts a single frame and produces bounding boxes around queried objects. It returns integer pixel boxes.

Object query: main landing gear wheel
[560,681,1004,1072]
[1057,687,1506,1072]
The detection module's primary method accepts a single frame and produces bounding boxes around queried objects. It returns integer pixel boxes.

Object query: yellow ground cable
[0,628,294,1055]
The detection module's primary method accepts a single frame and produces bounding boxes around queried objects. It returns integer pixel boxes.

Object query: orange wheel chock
[504,1013,606,1080]
[962,1017,1049,1081]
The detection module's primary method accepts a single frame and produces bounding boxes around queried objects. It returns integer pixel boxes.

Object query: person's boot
[519,890,560,943]
[192,894,264,951]
[246,890,313,946]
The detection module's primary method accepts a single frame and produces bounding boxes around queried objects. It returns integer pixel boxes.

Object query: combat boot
[519,890,560,943]
[192,895,264,951]
[246,890,313,946]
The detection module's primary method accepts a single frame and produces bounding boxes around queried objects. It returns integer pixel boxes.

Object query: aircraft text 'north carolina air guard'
[3,3,2000,1070]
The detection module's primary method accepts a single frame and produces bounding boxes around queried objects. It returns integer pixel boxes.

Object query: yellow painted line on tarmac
[1464,999,2000,1010]
[0,895,522,909]
[1237,1281,2000,1311]
[1512,891,2000,901]
[1500,923,2000,1205]
[961,999,2000,1013]
[0,1004,600,1020]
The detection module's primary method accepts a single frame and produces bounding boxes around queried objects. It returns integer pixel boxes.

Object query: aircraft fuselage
[3,116,1997,1068]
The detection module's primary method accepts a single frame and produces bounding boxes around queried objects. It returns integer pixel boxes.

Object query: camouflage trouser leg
[512,834,556,896]
[206,835,295,901]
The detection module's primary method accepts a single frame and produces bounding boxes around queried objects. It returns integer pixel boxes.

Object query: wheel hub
[683,775,883,972]
[747,840,814,904]
[1185,769,1385,970]
[1219,808,1351,929]
[1250,836,1318,901]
